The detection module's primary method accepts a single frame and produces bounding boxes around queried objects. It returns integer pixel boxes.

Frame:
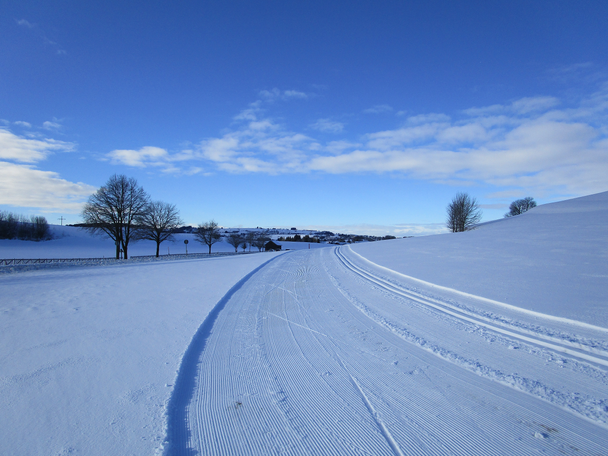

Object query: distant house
[290,227,297,230]
[265,240,282,251]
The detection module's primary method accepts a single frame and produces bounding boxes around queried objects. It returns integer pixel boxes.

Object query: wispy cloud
[0,128,74,162]
[16,19,35,28]
[363,104,393,114]
[15,18,67,55]
[310,118,345,133]
[43,120,62,130]
[298,222,447,237]
[105,84,608,199]
[14,121,32,128]
[259,88,309,101]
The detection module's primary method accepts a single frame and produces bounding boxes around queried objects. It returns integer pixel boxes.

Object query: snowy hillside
[351,191,608,327]
[1,192,607,455]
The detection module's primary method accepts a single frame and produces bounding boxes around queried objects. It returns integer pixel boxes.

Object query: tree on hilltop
[505,197,536,217]
[446,192,482,233]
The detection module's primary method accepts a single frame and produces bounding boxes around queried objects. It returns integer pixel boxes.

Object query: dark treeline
[0,211,51,241]
[277,234,320,243]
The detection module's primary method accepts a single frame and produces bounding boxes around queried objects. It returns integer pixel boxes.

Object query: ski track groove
[335,247,608,367]
[332,248,608,427]
[163,248,608,455]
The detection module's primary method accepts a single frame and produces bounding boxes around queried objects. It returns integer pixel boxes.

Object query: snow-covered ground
[1,192,607,455]
[350,191,608,327]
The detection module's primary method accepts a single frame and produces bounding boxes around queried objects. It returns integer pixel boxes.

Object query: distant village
[172,226,400,245]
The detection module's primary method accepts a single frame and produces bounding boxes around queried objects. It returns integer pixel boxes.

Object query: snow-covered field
[1,192,607,455]
[0,226,328,260]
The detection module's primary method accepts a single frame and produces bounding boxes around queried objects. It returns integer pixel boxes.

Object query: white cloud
[200,137,240,162]
[283,90,308,99]
[310,118,345,133]
[259,88,309,101]
[0,128,74,163]
[363,104,393,114]
[463,96,560,117]
[107,146,169,167]
[233,102,262,122]
[259,88,281,100]
[436,123,489,144]
[298,222,447,237]
[510,96,560,114]
[0,161,95,212]
[16,19,35,28]
[98,87,608,199]
[325,140,360,155]
[43,121,61,130]
[366,123,447,150]
[406,113,451,125]
[14,121,32,128]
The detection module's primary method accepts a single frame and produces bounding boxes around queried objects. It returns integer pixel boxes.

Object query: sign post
[184,239,189,255]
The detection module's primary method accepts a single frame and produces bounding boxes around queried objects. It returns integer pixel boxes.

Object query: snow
[1,192,607,455]
[350,191,608,327]
[0,253,279,455]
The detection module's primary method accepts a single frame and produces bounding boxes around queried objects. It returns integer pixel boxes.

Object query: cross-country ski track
[163,246,608,455]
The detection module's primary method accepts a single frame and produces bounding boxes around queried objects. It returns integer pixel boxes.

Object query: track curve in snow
[164,248,608,455]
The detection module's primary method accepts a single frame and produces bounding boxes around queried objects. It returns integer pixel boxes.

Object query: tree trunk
[156,242,160,257]
[208,244,212,254]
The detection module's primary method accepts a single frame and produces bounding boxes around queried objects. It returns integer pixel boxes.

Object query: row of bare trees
[225,231,270,253]
[81,174,182,259]
[81,174,272,259]
[0,211,51,241]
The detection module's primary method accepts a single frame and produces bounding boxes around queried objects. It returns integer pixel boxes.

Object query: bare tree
[137,201,183,257]
[195,220,222,254]
[245,231,256,252]
[505,197,537,217]
[446,192,482,233]
[226,232,243,253]
[252,233,271,251]
[81,174,150,259]
[31,216,51,241]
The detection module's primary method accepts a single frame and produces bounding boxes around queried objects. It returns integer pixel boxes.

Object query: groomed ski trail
[164,248,608,455]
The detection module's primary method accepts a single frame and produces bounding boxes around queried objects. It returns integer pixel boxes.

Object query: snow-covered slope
[351,191,608,327]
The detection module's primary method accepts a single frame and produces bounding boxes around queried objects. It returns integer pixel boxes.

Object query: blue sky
[1,1,607,235]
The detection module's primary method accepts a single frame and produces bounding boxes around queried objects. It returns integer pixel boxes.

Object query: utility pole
[58,216,65,226]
